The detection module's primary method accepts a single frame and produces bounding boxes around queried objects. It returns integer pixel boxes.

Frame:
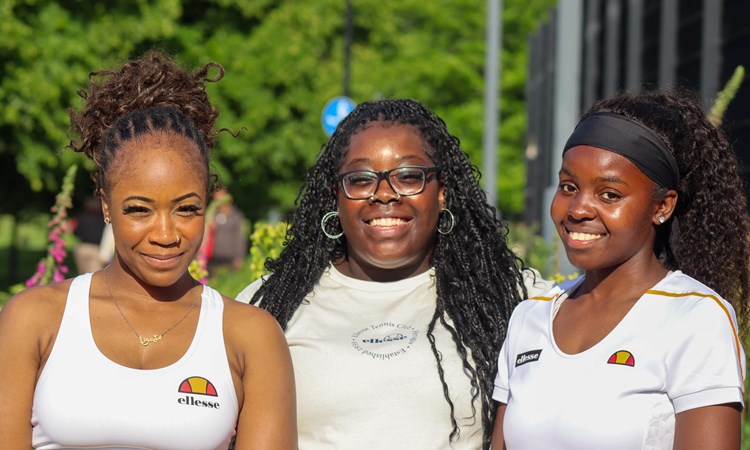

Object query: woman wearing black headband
[492,90,748,449]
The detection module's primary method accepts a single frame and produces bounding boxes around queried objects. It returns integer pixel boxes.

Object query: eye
[600,191,621,201]
[176,204,204,217]
[558,183,577,194]
[345,172,377,186]
[393,168,424,186]
[122,205,151,216]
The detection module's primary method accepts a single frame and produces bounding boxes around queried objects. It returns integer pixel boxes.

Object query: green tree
[1,0,555,220]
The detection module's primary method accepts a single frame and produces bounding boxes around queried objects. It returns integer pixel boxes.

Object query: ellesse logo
[515,349,542,367]
[177,376,221,409]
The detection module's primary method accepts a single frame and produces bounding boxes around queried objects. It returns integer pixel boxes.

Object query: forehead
[107,132,208,196]
[342,123,433,166]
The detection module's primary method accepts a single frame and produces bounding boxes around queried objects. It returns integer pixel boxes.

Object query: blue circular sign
[321,96,356,136]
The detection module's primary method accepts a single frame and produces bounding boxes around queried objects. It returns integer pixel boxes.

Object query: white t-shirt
[493,271,745,450]
[237,266,552,449]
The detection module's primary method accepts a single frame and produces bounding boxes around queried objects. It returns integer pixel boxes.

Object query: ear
[653,189,678,225]
[438,181,446,210]
[100,189,111,222]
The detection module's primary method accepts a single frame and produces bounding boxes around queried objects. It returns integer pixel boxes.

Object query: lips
[141,252,183,269]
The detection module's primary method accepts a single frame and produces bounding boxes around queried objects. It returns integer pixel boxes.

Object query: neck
[579,255,668,301]
[334,258,432,282]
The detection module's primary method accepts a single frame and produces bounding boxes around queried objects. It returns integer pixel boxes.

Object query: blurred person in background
[73,195,107,274]
[205,188,248,274]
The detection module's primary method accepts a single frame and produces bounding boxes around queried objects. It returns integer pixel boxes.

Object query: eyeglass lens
[343,167,428,198]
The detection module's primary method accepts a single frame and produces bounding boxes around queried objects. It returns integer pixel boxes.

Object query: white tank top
[31,273,239,450]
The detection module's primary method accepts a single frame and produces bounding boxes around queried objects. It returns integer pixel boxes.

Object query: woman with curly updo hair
[0,51,296,449]
[493,90,748,449]
[237,98,551,449]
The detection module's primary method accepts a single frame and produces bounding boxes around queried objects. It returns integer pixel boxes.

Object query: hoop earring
[437,208,455,235]
[321,211,344,239]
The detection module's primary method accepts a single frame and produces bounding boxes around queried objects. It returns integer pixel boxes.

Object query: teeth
[369,217,406,227]
[570,231,603,241]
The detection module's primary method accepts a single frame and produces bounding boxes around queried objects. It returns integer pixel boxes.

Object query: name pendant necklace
[103,266,199,347]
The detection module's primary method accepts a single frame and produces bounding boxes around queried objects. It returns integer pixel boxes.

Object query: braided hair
[584,90,750,334]
[252,98,527,448]
[67,50,224,193]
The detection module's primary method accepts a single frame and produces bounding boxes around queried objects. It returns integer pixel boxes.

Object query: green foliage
[199,221,286,298]
[708,65,745,127]
[1,0,555,221]
[247,221,288,281]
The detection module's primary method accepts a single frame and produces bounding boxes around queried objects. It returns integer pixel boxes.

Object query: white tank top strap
[45,273,97,368]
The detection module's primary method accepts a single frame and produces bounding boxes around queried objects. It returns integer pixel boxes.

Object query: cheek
[549,193,567,220]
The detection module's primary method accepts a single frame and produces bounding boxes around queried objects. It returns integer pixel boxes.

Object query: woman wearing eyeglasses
[237,98,551,449]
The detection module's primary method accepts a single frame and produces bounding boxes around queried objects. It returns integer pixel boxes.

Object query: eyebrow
[559,168,628,185]
[123,192,202,204]
[594,175,627,185]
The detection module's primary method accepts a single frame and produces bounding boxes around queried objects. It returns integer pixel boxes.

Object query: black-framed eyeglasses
[337,166,440,200]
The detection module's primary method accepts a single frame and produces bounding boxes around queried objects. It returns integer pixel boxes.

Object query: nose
[567,192,595,222]
[368,177,401,204]
[150,213,181,247]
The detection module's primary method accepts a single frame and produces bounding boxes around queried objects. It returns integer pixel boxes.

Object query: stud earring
[658,216,666,224]
[104,217,111,225]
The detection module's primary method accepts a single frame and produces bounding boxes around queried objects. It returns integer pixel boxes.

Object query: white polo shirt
[493,271,745,449]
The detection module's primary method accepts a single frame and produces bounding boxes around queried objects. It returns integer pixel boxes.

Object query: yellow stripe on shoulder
[646,289,744,387]
[528,294,557,302]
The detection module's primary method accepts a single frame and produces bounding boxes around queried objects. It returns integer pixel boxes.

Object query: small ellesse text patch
[515,349,542,367]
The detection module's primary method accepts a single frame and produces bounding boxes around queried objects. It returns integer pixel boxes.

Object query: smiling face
[102,131,208,287]
[550,145,675,273]
[335,122,444,281]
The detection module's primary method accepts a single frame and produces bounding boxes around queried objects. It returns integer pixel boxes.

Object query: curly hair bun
[67,50,224,192]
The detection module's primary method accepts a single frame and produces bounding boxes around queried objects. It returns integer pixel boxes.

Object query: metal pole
[482,0,502,212]
[343,0,353,97]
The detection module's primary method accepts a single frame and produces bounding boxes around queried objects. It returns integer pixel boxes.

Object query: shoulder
[235,276,266,304]
[509,277,578,325]
[647,272,737,321]
[1,280,70,322]
[0,279,73,347]
[521,267,557,298]
[220,291,285,348]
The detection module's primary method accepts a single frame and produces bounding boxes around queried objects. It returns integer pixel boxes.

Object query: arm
[491,403,508,450]
[229,304,297,449]
[0,286,64,449]
[673,403,741,450]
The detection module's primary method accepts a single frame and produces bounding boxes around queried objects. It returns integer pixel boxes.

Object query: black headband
[563,112,679,188]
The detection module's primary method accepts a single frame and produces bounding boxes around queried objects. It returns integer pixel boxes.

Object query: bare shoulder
[0,280,71,328]
[221,295,285,347]
[0,280,72,360]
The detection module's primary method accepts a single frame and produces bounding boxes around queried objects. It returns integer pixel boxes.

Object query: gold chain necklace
[103,266,199,347]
